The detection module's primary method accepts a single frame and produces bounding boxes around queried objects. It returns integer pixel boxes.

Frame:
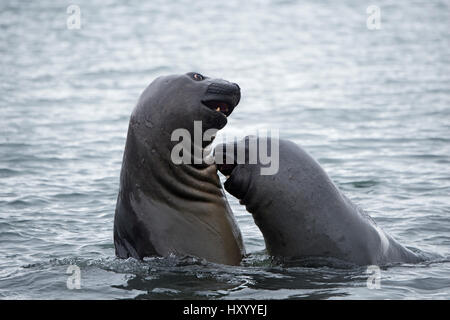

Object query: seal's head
[214,136,271,201]
[134,72,240,141]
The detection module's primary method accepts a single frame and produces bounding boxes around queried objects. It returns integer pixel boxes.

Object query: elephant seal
[114,72,245,265]
[215,136,423,266]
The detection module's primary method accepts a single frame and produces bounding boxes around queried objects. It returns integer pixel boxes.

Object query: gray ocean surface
[0,0,449,299]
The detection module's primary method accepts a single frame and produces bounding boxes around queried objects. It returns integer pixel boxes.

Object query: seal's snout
[202,81,240,117]
[233,83,241,106]
[206,82,241,105]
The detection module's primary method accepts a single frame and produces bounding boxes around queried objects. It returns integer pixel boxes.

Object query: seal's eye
[193,73,204,81]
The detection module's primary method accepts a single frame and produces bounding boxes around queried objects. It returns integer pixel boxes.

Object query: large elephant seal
[215,136,423,266]
[114,72,245,265]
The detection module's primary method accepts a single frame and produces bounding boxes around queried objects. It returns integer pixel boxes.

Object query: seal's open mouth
[202,100,233,117]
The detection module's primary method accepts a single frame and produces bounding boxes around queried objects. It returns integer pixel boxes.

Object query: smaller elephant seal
[214,136,423,266]
[114,72,245,265]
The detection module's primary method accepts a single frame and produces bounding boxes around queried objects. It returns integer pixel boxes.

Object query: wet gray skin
[215,136,423,266]
[114,72,245,265]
